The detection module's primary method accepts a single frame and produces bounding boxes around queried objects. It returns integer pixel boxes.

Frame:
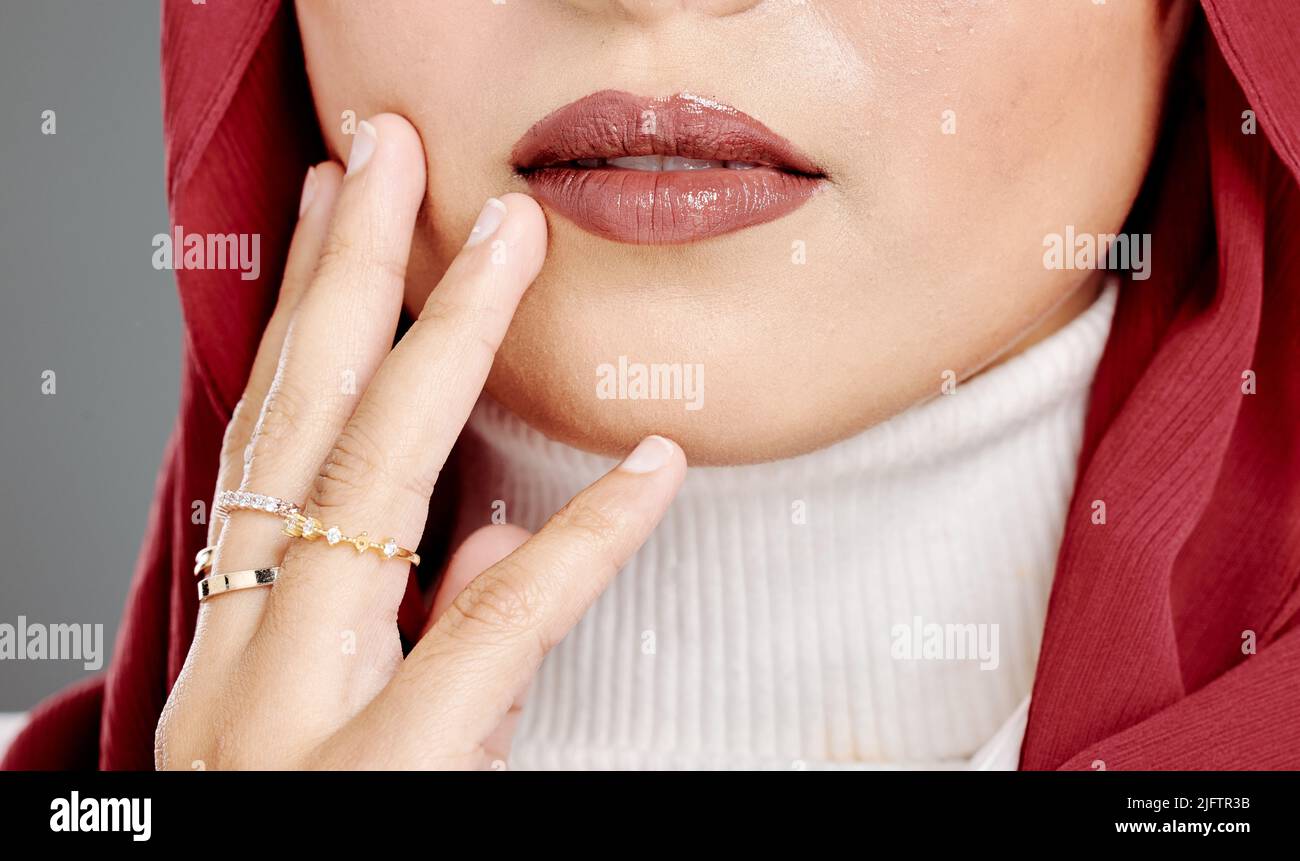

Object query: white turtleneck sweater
[452,283,1117,770]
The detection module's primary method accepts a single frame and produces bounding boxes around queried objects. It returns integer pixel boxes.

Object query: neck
[453,282,1117,769]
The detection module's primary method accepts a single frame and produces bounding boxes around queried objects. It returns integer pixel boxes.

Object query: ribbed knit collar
[455,283,1117,770]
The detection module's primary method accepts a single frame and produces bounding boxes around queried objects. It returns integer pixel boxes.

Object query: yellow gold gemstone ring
[215,489,420,567]
[282,511,420,566]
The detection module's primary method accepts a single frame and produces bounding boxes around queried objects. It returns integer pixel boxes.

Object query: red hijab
[5,0,1299,770]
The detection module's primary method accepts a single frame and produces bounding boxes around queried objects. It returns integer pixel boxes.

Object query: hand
[155,114,686,770]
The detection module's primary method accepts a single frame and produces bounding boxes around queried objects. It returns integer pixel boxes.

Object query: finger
[178,164,346,749]
[426,524,532,768]
[265,192,547,632]
[354,436,686,765]
[209,163,344,545]
[425,524,533,634]
[206,115,427,642]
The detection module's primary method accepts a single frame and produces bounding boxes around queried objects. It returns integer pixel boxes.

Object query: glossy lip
[511,90,826,245]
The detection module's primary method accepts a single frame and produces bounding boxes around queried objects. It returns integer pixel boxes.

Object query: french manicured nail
[465,197,508,248]
[346,120,377,176]
[619,435,675,474]
[298,166,318,217]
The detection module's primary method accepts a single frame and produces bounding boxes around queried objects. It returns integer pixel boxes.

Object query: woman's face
[296,0,1190,464]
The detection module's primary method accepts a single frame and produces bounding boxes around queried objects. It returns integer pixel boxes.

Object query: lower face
[296,0,1190,464]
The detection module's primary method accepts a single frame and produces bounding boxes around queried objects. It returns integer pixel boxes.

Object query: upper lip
[511,90,825,177]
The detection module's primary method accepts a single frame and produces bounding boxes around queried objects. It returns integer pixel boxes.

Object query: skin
[295,0,1193,464]
[159,2,1194,767]
[157,120,685,768]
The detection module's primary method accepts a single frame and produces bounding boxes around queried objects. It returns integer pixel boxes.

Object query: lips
[511,91,825,245]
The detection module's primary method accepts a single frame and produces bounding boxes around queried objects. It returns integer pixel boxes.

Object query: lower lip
[521,166,820,245]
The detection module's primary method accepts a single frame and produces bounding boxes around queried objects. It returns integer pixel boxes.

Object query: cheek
[301,0,539,305]
[832,1,1168,228]
[300,0,1175,465]
[822,1,1170,325]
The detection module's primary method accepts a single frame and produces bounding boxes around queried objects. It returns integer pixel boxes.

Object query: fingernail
[346,120,377,176]
[619,435,675,474]
[298,166,318,217]
[465,198,508,248]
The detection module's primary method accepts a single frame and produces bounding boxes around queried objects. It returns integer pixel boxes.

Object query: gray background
[0,0,180,710]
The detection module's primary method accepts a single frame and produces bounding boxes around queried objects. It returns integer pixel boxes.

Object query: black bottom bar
[0,770,1289,846]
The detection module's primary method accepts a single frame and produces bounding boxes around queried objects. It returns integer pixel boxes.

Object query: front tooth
[604,156,729,171]
[661,157,723,171]
[607,156,664,171]
[724,161,758,170]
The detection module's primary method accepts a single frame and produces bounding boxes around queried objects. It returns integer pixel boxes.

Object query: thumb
[424,523,533,634]
[425,523,534,768]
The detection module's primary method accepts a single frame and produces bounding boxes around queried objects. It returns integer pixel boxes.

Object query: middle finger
[263,191,547,638]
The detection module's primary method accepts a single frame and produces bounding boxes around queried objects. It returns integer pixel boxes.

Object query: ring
[214,490,300,520]
[193,544,217,577]
[283,511,420,566]
[197,567,279,601]
[217,488,421,567]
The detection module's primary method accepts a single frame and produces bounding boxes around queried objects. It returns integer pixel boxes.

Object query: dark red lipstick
[511,91,825,245]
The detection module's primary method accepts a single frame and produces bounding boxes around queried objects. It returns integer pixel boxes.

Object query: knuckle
[248,375,308,458]
[310,422,386,513]
[308,416,436,516]
[417,291,480,327]
[551,497,627,552]
[316,229,409,288]
[414,294,508,364]
[444,565,548,654]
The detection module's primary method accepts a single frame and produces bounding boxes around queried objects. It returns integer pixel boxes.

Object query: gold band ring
[198,567,279,601]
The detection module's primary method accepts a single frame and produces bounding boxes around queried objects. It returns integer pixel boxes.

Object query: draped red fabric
[4,0,1298,771]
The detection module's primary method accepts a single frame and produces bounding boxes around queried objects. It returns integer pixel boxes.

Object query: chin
[483,356,873,467]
